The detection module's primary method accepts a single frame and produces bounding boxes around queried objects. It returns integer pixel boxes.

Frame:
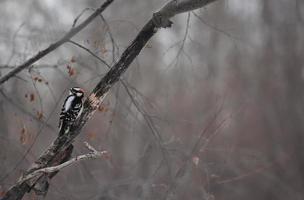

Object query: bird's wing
[63,95,75,112]
[76,104,83,119]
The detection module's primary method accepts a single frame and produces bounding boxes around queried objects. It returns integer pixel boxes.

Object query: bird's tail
[58,121,69,136]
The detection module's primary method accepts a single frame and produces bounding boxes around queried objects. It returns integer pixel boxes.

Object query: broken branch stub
[153,0,217,28]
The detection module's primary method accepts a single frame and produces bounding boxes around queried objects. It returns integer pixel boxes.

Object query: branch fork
[19,142,108,184]
[2,0,217,199]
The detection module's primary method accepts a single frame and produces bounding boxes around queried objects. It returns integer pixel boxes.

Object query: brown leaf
[67,65,76,76]
[33,76,43,83]
[30,93,35,102]
[98,105,109,112]
[36,111,43,120]
[20,124,29,145]
[70,56,76,63]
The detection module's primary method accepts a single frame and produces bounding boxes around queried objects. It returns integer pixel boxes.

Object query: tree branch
[19,142,108,184]
[0,0,114,85]
[153,0,217,28]
[2,0,218,199]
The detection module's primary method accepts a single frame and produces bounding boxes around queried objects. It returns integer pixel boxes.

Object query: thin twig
[68,40,111,68]
[18,142,108,183]
[0,0,114,85]
[2,1,218,199]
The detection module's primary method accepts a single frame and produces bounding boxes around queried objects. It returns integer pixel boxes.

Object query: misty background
[0,0,304,199]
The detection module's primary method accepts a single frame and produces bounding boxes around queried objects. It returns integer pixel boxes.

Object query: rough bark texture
[2,0,217,199]
[157,0,216,18]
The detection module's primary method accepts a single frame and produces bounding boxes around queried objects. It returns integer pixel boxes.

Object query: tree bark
[2,0,218,199]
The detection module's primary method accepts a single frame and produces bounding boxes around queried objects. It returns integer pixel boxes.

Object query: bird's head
[70,87,85,98]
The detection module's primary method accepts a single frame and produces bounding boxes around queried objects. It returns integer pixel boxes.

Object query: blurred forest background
[0,0,304,199]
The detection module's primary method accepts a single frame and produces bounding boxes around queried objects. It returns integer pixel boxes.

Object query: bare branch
[153,0,217,28]
[0,90,55,131]
[0,0,114,85]
[68,40,111,68]
[2,0,218,199]
[18,142,108,184]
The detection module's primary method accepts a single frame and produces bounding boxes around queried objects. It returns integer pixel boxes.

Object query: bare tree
[0,0,218,199]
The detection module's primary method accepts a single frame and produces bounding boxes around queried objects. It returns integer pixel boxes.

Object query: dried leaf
[36,111,43,120]
[20,124,29,145]
[67,65,76,77]
[70,56,76,63]
[33,76,43,83]
[30,93,35,102]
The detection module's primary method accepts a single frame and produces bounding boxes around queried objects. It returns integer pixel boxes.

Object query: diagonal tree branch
[2,1,218,199]
[0,0,114,85]
[19,142,108,184]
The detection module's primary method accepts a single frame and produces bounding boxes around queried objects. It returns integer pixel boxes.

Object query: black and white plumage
[59,87,84,136]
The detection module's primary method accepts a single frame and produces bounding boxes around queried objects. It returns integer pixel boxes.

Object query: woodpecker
[59,87,84,136]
